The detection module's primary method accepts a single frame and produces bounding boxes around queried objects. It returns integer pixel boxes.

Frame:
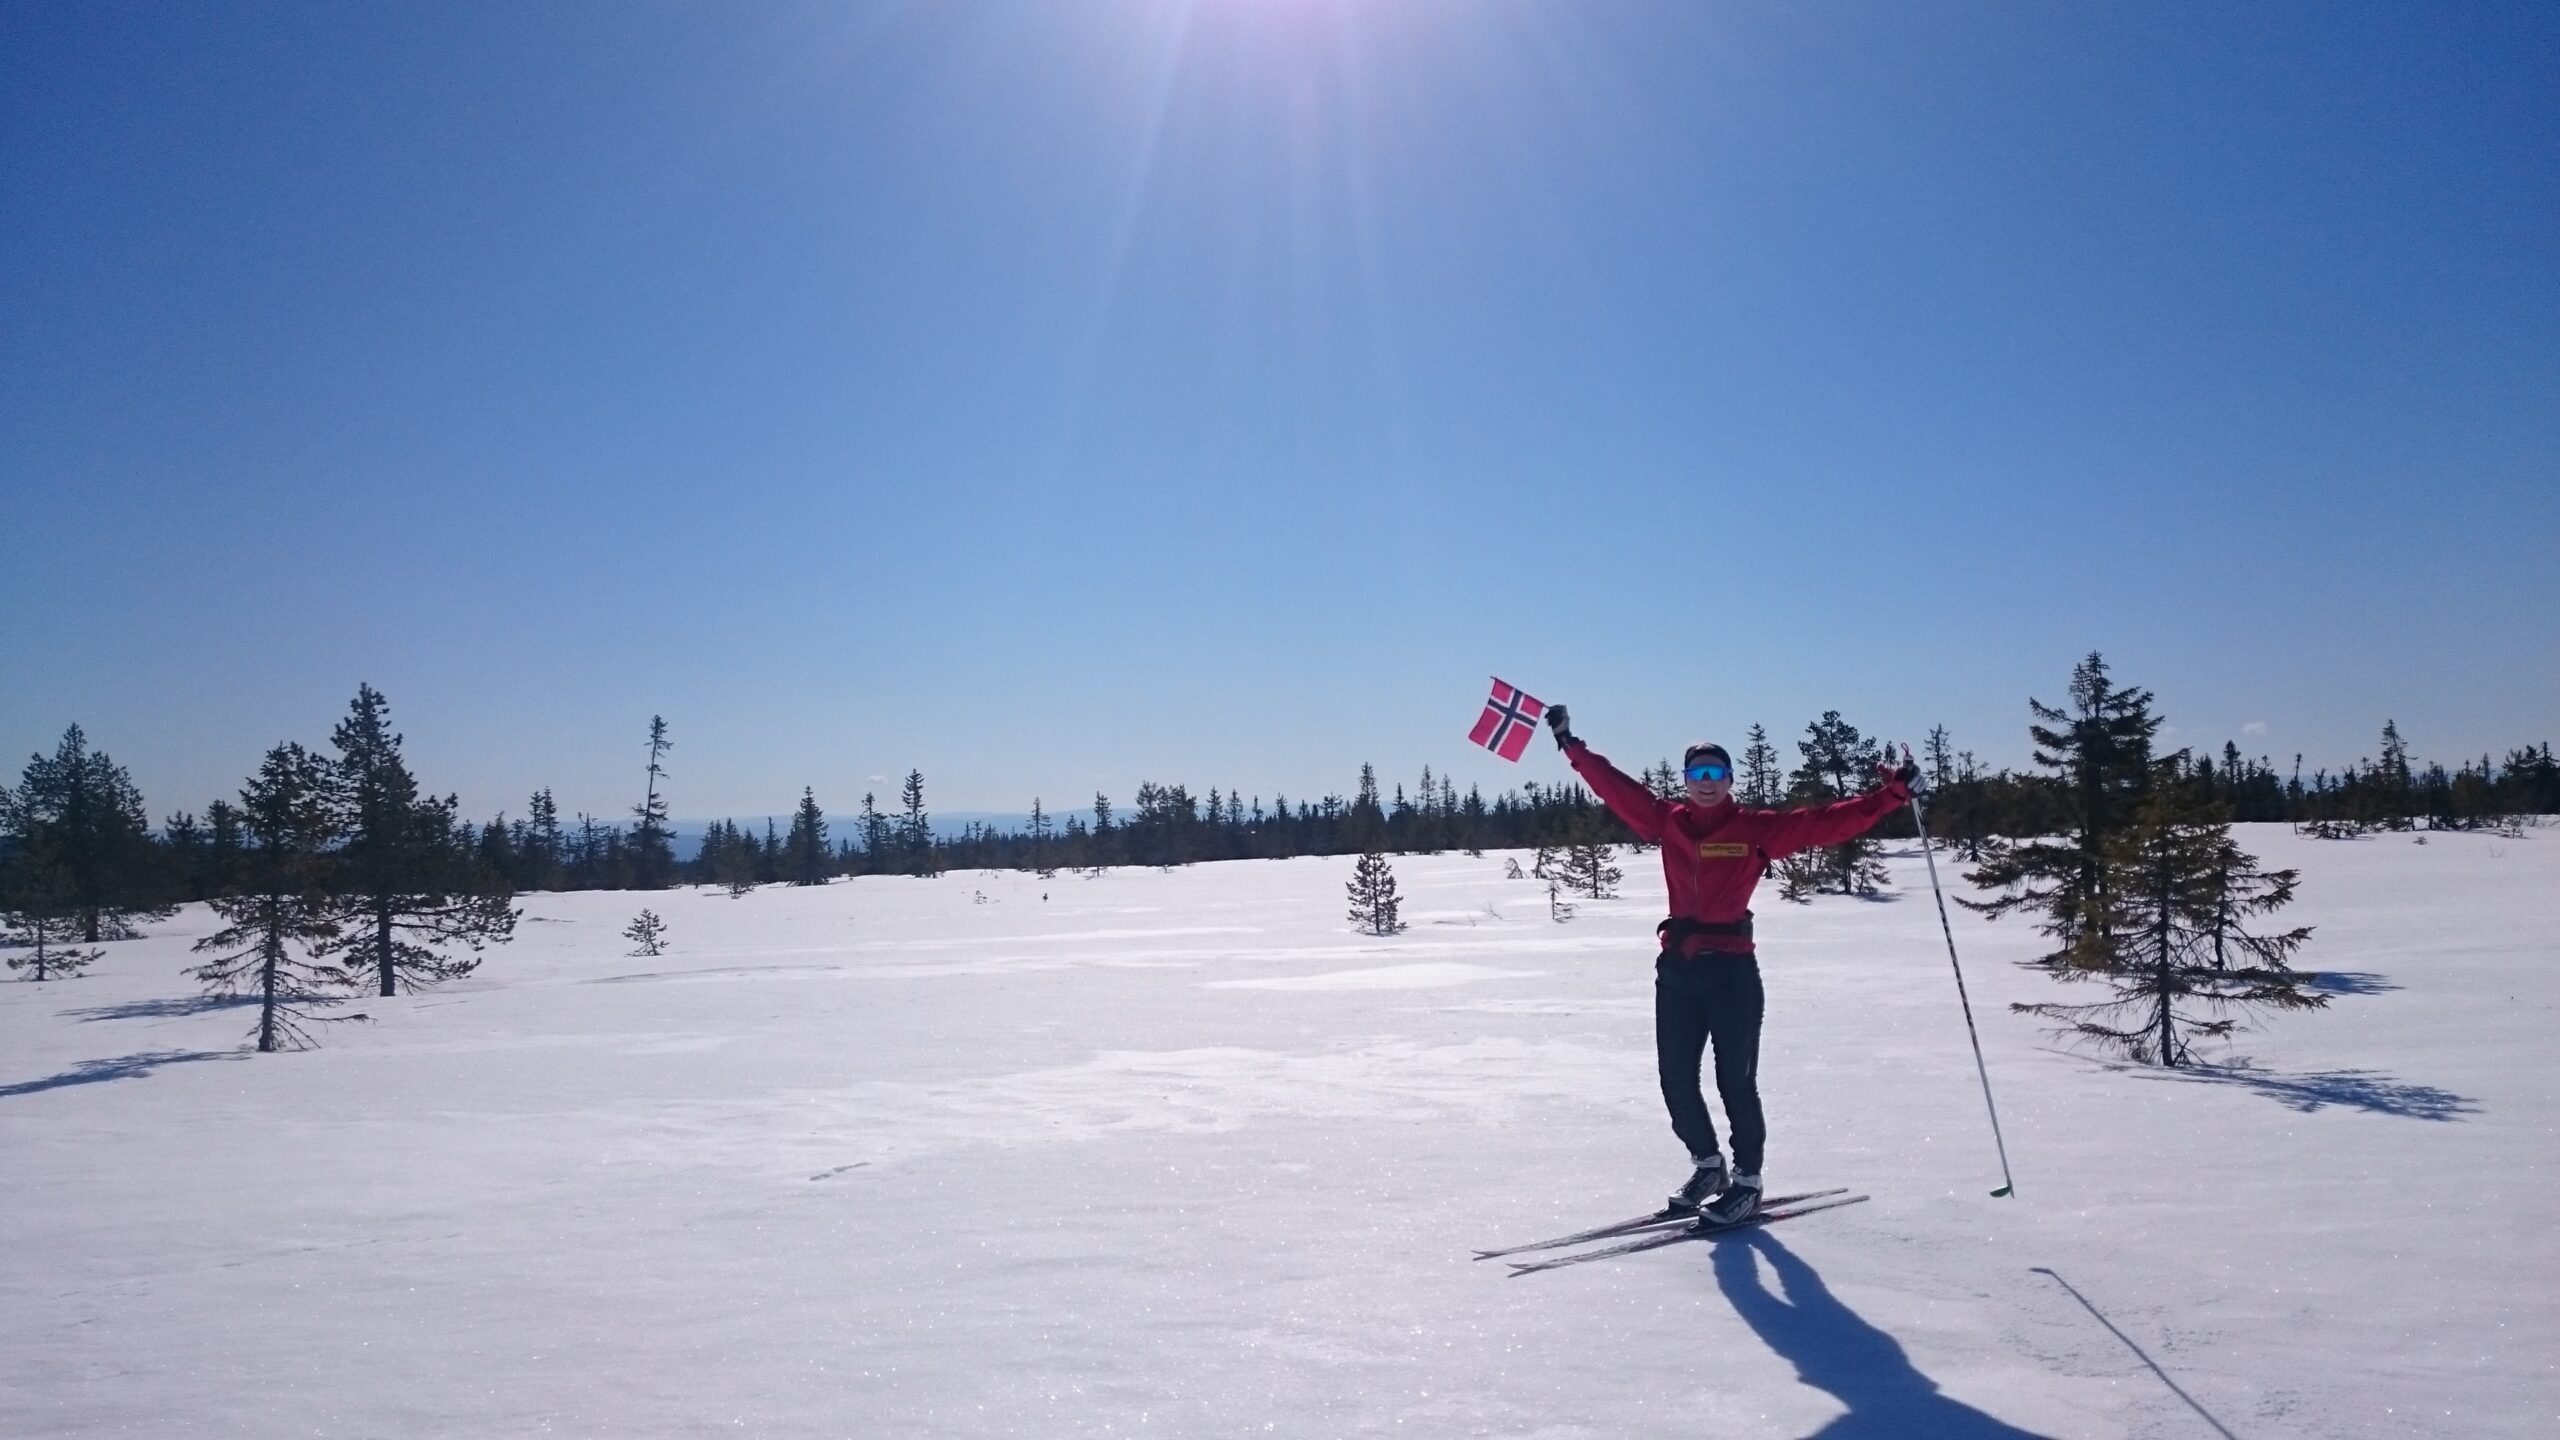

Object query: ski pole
[1902,749,2017,1199]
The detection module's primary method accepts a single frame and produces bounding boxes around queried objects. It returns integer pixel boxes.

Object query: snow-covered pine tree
[1345,849,1405,935]
[189,744,351,1052]
[628,717,678,890]
[1964,653,2160,963]
[623,909,668,956]
[2012,781,2321,1066]
[6,725,170,943]
[1787,711,1890,896]
[786,789,829,885]
[1546,876,1575,924]
[322,685,517,998]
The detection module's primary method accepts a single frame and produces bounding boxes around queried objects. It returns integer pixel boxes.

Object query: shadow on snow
[2127,1060,2478,1122]
[60,994,259,1023]
[2306,970,2400,996]
[1712,1229,2055,1439]
[1,1049,242,1098]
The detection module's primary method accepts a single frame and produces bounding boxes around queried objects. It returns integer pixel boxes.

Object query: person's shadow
[1713,1229,2054,1439]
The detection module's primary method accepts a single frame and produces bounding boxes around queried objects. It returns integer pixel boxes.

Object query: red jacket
[1565,740,1910,956]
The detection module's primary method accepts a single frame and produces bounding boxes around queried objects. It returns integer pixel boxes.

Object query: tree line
[7,673,2553,1001]
[2,686,515,1049]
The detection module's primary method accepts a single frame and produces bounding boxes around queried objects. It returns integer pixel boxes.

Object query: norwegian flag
[1467,678,1547,763]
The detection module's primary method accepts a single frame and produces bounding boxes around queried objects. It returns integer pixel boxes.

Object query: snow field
[2,827,2554,1437]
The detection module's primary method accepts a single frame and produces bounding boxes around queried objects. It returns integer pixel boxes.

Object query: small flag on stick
[1468,678,1547,763]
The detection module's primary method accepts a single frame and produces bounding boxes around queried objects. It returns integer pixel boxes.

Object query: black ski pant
[1654,950,1765,1175]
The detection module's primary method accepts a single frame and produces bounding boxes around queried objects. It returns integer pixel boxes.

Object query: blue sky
[5,1,2554,822]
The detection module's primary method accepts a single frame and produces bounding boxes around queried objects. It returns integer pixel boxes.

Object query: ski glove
[1884,746,1919,787]
[1545,703,1574,751]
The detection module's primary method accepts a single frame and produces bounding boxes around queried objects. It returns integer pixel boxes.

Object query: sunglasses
[1683,761,1731,783]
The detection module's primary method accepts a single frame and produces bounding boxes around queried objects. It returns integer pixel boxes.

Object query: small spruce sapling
[1346,850,1406,936]
[624,909,669,957]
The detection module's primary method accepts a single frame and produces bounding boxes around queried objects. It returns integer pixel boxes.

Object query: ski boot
[1700,1174,1763,1226]
[1668,1154,1728,1214]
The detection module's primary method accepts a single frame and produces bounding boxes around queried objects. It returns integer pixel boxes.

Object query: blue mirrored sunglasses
[1683,761,1731,783]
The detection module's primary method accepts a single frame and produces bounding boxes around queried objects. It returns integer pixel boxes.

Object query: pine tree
[521,789,566,891]
[1546,876,1576,924]
[1349,764,1387,851]
[1559,829,1622,900]
[1965,653,2161,963]
[2013,782,2321,1066]
[857,793,894,875]
[785,789,829,885]
[1087,792,1115,875]
[1788,711,1890,895]
[321,685,517,998]
[758,818,783,885]
[1924,726,1955,792]
[899,770,936,876]
[189,744,351,1052]
[1027,798,1057,879]
[7,725,170,943]
[1,811,105,980]
[2373,720,2415,829]
[623,909,669,957]
[1345,850,1406,936]
[627,717,678,890]
[1739,725,1782,808]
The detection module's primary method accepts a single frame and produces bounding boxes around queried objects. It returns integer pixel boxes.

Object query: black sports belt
[1658,914,1753,948]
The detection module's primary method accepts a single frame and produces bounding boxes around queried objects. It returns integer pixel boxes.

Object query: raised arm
[1547,704,1669,844]
[1759,757,1915,859]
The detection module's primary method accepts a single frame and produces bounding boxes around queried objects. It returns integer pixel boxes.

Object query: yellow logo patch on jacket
[1696,842,1752,859]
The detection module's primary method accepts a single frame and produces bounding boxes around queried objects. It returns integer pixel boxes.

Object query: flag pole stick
[1903,751,2017,1199]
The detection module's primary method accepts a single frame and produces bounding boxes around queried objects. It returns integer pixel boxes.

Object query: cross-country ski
[1473,1188,1850,1261]
[1507,1193,1875,1277]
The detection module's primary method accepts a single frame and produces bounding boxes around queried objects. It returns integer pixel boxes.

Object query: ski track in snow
[3,829,2555,1438]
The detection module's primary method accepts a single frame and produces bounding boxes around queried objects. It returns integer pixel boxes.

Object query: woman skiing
[1543,703,1916,1224]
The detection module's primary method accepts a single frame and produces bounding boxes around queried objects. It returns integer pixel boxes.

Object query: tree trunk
[259,924,280,1054]
[377,901,396,998]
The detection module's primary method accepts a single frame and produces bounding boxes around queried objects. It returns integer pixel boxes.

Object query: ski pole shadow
[2031,1267,2240,1440]
[0,1049,242,1098]
[1712,1230,2055,1439]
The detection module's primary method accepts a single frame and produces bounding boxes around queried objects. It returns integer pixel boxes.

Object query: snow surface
[4,826,2554,1438]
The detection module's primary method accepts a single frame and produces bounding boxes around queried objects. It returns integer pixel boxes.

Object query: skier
[1543,704,1916,1224]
